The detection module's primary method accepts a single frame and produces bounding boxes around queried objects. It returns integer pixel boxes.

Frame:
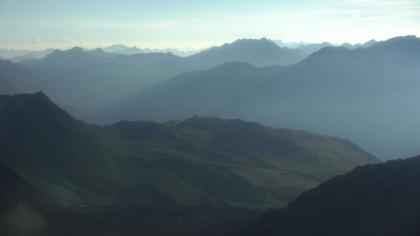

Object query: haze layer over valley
[2,36,419,160]
[1,0,420,234]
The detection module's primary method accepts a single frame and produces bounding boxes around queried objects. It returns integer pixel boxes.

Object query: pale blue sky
[0,0,419,49]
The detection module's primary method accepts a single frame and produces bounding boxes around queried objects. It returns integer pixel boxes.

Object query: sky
[0,0,419,50]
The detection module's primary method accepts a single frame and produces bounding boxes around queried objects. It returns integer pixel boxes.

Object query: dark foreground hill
[0,92,377,209]
[0,163,262,236]
[0,163,59,236]
[243,155,420,236]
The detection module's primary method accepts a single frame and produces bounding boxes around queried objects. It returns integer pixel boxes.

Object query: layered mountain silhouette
[21,47,116,74]
[0,48,54,61]
[8,38,305,116]
[17,48,182,115]
[94,62,274,122]
[294,42,333,55]
[97,35,420,159]
[0,92,376,209]
[274,38,377,55]
[243,154,420,236]
[10,49,54,62]
[340,39,377,49]
[0,59,45,93]
[102,44,197,56]
[188,38,305,67]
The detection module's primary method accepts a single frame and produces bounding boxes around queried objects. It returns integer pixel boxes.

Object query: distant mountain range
[102,44,146,55]
[102,44,198,56]
[0,92,376,209]
[0,59,46,93]
[243,154,420,236]
[0,38,377,62]
[188,38,305,67]
[96,35,420,159]
[2,35,419,235]
[274,39,377,54]
[0,36,416,159]
[0,48,54,62]
[0,38,307,117]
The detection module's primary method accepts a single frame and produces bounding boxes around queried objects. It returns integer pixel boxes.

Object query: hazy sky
[0,0,419,50]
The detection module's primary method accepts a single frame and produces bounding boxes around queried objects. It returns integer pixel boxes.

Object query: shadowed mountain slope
[0,59,45,93]
[0,163,262,236]
[243,154,420,236]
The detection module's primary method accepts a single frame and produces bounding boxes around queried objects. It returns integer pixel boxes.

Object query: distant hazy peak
[298,45,352,63]
[51,47,103,55]
[60,47,84,53]
[217,38,281,50]
[90,48,105,53]
[372,35,420,49]
[387,35,418,41]
[363,39,377,47]
[233,37,275,44]
[301,35,419,63]
[102,44,145,55]
[104,44,139,50]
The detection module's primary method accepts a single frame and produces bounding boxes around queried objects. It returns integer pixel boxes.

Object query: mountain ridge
[243,154,420,236]
[0,92,377,209]
[8,38,304,116]
[95,35,420,159]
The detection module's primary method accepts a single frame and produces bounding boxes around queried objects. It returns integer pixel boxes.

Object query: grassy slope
[103,117,377,208]
[0,93,378,209]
